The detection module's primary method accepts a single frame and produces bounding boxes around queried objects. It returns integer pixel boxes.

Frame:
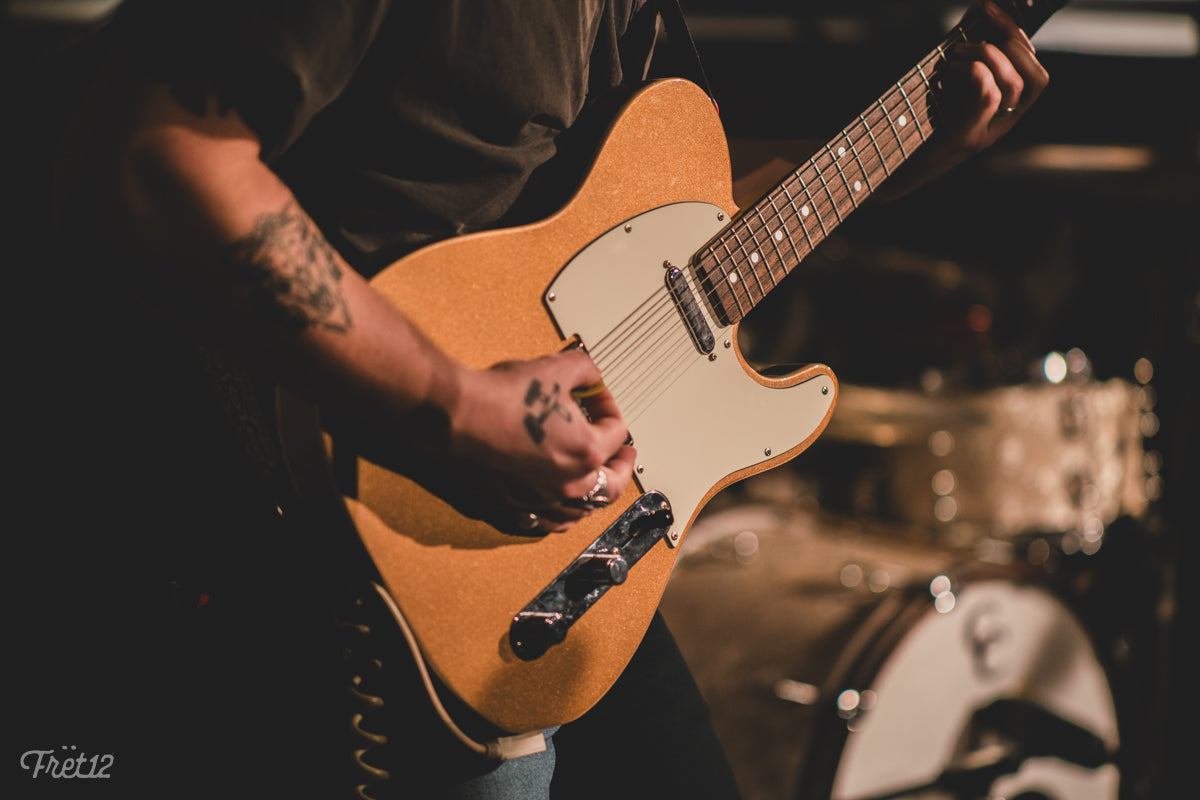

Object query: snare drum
[661,501,1121,800]
[816,377,1151,552]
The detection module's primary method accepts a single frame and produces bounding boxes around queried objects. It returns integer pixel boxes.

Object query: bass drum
[659,497,1121,800]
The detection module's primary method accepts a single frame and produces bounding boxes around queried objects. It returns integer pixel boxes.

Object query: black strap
[654,0,716,105]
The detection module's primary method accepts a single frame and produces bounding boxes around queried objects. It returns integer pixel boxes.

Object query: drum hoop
[790,560,1058,800]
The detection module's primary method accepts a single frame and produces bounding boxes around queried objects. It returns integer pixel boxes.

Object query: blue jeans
[448,728,560,800]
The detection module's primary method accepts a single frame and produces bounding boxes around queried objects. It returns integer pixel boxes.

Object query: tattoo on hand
[222,203,352,333]
[523,379,573,444]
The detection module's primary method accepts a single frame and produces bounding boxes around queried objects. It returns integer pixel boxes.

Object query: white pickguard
[545,202,835,542]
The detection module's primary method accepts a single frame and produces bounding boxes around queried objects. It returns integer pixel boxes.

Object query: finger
[558,350,633,457]
[979,1,1036,57]
[561,444,637,507]
[950,42,1022,115]
[970,2,1049,114]
[994,34,1050,110]
[556,346,604,392]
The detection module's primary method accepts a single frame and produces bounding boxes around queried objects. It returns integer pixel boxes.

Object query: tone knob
[509,611,567,661]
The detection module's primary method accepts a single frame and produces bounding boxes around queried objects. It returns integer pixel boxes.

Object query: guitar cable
[367,581,549,762]
[337,585,392,800]
[337,576,548,800]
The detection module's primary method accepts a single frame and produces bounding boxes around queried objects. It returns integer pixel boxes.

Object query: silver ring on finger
[581,468,611,509]
[995,105,1017,117]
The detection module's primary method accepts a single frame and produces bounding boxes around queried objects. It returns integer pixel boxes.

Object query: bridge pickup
[509,492,674,661]
[666,266,715,355]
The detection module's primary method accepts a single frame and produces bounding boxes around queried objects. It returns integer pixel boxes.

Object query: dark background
[4,1,1196,798]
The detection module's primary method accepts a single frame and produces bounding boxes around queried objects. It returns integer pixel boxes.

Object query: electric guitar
[278,0,1068,736]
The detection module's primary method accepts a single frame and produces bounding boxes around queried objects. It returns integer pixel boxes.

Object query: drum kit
[661,322,1164,798]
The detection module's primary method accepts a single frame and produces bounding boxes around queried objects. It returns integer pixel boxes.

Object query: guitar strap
[654,0,717,107]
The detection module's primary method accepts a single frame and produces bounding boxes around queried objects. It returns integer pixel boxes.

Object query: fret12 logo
[20,746,113,779]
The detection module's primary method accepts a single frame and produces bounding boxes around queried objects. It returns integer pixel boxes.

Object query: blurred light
[1137,385,1158,411]
[967,304,992,333]
[930,573,957,613]
[774,678,820,706]
[1066,347,1090,378]
[1134,357,1154,385]
[934,495,958,522]
[7,0,124,23]
[1028,537,1051,565]
[840,562,864,588]
[999,144,1157,173]
[929,430,955,457]
[1043,351,1068,384]
[998,435,1024,467]
[920,368,945,395]
[935,591,957,613]
[1140,412,1161,437]
[1146,475,1164,501]
[1033,8,1199,58]
[867,569,891,593]
[945,6,1199,58]
[685,14,802,43]
[733,530,759,564]
[975,537,1014,565]
[932,468,957,496]
[837,689,861,718]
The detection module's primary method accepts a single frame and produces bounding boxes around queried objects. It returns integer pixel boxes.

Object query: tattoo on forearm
[523,379,573,444]
[222,203,352,333]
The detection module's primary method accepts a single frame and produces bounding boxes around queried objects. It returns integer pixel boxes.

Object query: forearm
[100,80,464,436]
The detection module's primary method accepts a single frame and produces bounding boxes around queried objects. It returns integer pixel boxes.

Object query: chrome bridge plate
[509,492,673,661]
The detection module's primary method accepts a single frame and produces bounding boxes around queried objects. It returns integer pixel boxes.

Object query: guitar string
[595,68,938,388]
[587,22,991,416]
[592,72,939,416]
[604,306,692,415]
[589,289,679,377]
[697,46,952,319]
[696,7,1029,316]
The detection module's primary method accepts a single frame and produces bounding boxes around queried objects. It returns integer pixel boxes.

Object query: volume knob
[569,552,629,587]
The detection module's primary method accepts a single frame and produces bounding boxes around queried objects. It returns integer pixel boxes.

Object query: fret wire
[710,257,740,318]
[706,36,968,320]
[694,29,986,328]
[810,156,844,225]
[881,101,908,160]
[780,184,817,252]
[825,142,860,210]
[700,255,739,323]
[908,66,937,129]
[859,113,890,178]
[915,61,943,126]
[701,249,733,319]
[716,238,749,318]
[767,191,804,268]
[732,227,768,300]
[729,236,758,313]
[800,178,829,237]
[754,206,787,282]
[897,80,927,143]
[847,128,873,194]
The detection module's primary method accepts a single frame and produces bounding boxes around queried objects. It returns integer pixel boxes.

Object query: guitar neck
[694,0,1066,325]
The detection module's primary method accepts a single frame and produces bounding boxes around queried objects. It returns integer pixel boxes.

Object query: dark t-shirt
[112,0,657,273]
[12,5,746,796]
